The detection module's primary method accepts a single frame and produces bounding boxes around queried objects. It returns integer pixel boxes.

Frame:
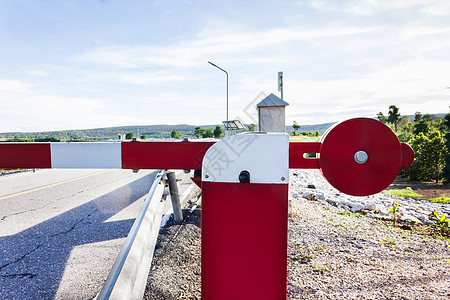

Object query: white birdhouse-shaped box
[257,93,289,133]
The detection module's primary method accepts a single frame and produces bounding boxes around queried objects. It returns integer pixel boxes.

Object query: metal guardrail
[96,169,165,300]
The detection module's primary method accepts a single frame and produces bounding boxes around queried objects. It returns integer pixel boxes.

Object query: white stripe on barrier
[50,142,122,168]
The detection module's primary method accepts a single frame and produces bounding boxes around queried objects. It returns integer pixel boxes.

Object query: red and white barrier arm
[0,140,323,170]
[0,141,215,170]
[0,118,415,196]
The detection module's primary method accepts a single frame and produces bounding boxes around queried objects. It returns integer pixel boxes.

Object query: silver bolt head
[354,151,368,164]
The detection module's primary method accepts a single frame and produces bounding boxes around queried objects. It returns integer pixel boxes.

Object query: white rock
[288,169,440,225]
[417,215,428,222]
[351,204,364,213]
[326,197,342,206]
[378,206,390,216]
[341,199,357,208]
[363,201,378,211]
[401,214,422,224]
[301,191,314,199]
[315,192,325,200]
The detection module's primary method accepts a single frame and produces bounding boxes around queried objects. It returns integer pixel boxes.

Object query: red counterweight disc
[319,118,402,196]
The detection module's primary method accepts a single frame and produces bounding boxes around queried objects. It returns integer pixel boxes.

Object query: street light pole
[208,61,229,136]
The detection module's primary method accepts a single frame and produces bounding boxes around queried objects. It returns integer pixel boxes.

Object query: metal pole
[226,71,228,135]
[208,61,229,135]
[281,84,283,101]
[167,171,183,222]
[136,103,140,139]
[278,71,283,100]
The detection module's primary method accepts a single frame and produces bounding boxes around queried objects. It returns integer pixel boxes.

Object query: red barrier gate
[0,117,414,299]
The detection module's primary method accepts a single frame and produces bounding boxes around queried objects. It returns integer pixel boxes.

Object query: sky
[1,0,449,132]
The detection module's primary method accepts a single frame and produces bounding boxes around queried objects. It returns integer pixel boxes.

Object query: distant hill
[405,113,446,122]
[0,124,216,141]
[286,122,336,134]
[1,112,447,141]
[0,122,337,141]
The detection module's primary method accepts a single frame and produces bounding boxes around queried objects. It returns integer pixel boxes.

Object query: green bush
[408,131,447,182]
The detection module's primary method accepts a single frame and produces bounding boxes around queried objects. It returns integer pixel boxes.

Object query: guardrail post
[167,171,183,222]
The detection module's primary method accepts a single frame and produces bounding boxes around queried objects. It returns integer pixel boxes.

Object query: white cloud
[310,0,450,15]
[283,59,450,124]
[0,80,107,132]
[421,0,450,15]
[73,21,448,127]
[75,25,380,69]
[0,79,30,97]
[2,2,450,133]
[400,26,450,39]
[116,72,187,85]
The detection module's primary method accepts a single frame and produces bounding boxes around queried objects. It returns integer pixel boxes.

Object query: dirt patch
[390,176,450,200]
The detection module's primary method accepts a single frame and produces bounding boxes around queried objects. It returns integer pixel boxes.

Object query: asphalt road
[0,168,160,300]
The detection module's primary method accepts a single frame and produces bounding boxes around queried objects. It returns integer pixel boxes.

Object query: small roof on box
[256,93,289,107]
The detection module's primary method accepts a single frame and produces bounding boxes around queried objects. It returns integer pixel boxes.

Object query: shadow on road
[0,171,158,300]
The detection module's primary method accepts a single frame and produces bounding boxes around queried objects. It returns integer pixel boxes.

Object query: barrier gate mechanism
[0,117,414,299]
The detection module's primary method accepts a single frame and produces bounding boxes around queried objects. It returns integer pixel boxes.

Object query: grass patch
[384,188,423,198]
[428,197,450,204]
[337,211,365,218]
[289,135,321,142]
[432,234,450,241]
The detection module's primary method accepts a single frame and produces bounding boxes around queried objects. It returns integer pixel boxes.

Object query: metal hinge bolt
[354,151,368,164]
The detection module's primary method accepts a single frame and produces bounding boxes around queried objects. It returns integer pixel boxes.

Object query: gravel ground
[145,172,450,299]
[287,196,449,299]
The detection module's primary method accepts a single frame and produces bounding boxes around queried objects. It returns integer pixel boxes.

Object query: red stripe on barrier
[0,143,51,168]
[289,142,321,169]
[121,141,215,170]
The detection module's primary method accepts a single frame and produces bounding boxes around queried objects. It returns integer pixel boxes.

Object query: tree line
[191,123,256,138]
[377,106,450,183]
[290,121,321,137]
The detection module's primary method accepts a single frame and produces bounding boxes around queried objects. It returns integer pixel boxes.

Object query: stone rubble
[290,169,450,225]
[144,169,450,299]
